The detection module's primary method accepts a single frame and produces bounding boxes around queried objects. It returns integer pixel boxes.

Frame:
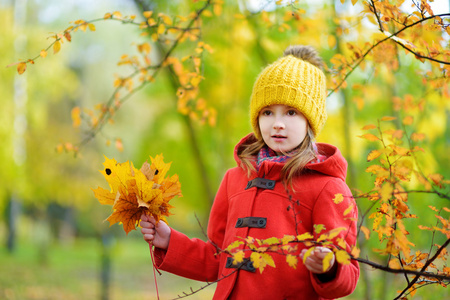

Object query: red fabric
[153,134,359,299]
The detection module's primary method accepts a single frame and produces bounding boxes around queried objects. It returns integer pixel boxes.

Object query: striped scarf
[256,144,326,171]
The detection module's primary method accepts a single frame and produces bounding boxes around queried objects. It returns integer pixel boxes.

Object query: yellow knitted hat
[250,45,327,139]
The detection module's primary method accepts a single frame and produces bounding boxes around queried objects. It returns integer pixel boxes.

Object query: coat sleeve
[310,178,360,298]
[152,170,231,282]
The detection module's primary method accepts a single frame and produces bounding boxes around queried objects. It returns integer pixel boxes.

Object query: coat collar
[234,133,348,181]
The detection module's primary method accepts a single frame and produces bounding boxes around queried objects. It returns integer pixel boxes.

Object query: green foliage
[2,0,450,299]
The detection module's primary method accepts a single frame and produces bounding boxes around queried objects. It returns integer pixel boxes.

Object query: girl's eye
[261,110,272,116]
[287,110,297,116]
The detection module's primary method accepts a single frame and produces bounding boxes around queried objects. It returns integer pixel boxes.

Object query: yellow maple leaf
[92,187,116,205]
[94,155,181,233]
[161,174,183,202]
[106,180,145,234]
[100,156,134,194]
[150,154,172,184]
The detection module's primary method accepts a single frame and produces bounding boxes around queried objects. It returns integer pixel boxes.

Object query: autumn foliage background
[1,0,450,299]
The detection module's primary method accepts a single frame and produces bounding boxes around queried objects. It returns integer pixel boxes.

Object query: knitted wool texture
[250,54,327,138]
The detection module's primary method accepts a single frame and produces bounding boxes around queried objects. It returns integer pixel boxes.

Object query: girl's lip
[272,136,287,142]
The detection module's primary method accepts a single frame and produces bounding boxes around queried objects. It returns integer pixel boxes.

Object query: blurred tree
[6,0,450,299]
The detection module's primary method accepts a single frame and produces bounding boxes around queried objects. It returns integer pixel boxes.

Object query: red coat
[154,134,359,299]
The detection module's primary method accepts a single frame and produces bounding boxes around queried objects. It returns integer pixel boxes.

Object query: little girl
[141,45,359,299]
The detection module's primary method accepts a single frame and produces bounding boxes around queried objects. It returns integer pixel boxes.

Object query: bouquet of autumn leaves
[93,154,182,234]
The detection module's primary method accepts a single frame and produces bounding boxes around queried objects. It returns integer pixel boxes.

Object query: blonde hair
[237,126,317,190]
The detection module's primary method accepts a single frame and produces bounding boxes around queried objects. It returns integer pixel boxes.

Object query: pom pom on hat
[250,45,327,139]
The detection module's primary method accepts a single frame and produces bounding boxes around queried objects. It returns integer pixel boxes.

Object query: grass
[0,235,215,300]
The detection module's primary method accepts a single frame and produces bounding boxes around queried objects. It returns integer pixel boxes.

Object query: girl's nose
[273,119,285,129]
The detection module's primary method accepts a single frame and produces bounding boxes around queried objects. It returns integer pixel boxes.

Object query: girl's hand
[140,214,171,250]
[300,246,336,274]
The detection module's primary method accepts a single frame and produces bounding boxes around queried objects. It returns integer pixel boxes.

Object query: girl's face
[258,104,308,155]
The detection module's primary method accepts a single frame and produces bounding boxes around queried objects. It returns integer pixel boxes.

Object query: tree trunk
[100,233,114,300]
[5,196,20,253]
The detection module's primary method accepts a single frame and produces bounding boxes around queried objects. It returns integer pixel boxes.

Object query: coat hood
[234,133,348,181]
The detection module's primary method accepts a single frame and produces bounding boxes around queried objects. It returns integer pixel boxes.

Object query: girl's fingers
[300,247,336,273]
[148,215,157,225]
[143,234,154,243]
[141,227,155,234]
[140,221,154,229]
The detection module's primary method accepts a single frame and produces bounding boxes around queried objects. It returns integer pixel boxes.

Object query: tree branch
[329,11,450,96]
[393,237,450,299]
[74,0,214,152]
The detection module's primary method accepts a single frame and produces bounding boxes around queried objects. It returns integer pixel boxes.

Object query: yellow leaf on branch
[381,116,396,121]
[360,226,371,239]
[233,251,245,264]
[143,11,153,18]
[53,41,61,54]
[361,124,377,130]
[88,23,96,31]
[286,254,298,269]
[302,247,315,264]
[71,106,81,128]
[344,204,354,216]
[157,23,165,35]
[251,252,276,273]
[367,150,381,161]
[358,133,379,142]
[314,224,326,234]
[297,232,314,241]
[17,62,27,74]
[281,234,296,245]
[335,249,351,265]
[333,193,344,204]
[322,251,334,272]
